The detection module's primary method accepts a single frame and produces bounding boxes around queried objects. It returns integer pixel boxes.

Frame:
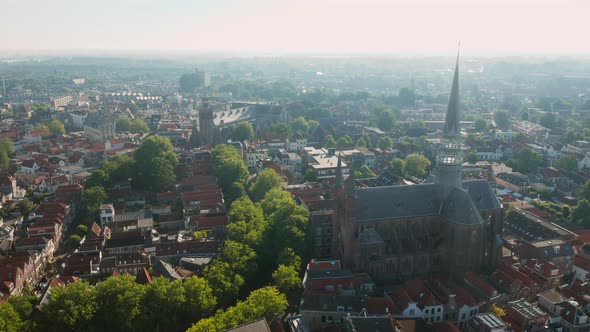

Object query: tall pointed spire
[444,46,460,138]
[346,163,356,198]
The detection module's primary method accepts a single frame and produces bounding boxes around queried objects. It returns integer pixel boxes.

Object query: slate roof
[355,179,499,224]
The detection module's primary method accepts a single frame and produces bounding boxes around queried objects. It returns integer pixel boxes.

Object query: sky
[1,0,589,55]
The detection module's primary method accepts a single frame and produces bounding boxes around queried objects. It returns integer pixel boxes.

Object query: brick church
[332,56,504,283]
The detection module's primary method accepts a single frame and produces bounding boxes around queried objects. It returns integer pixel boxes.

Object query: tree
[94,274,147,332]
[117,116,132,132]
[231,122,254,142]
[270,123,291,137]
[211,145,248,192]
[377,136,393,150]
[187,287,287,332]
[225,181,246,205]
[130,118,149,133]
[336,135,353,147]
[377,110,396,131]
[75,224,88,236]
[272,265,300,293]
[356,134,372,149]
[0,138,14,168]
[572,200,590,226]
[464,152,478,164]
[390,158,405,176]
[307,120,319,134]
[203,261,244,306]
[290,116,309,133]
[132,136,178,192]
[17,198,34,220]
[555,154,578,172]
[506,148,544,173]
[68,235,82,249]
[48,119,65,135]
[8,294,36,321]
[78,186,107,225]
[404,154,431,177]
[323,135,336,149]
[355,165,376,179]
[182,276,217,322]
[39,281,97,332]
[474,118,487,132]
[34,123,49,132]
[227,197,266,249]
[539,112,557,129]
[302,168,317,182]
[128,104,139,114]
[249,168,283,202]
[141,277,186,331]
[579,179,590,202]
[493,110,510,129]
[0,302,22,332]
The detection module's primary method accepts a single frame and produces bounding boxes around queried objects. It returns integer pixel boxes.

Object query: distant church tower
[199,97,214,145]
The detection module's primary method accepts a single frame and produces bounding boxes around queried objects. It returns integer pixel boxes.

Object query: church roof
[439,187,483,225]
[354,180,500,224]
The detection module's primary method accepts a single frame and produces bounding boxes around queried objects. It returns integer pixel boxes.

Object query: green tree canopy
[474,118,487,132]
[0,138,14,168]
[323,135,336,149]
[0,302,22,332]
[182,276,217,322]
[249,168,283,202]
[377,136,393,150]
[94,274,147,331]
[187,287,288,332]
[39,281,97,332]
[404,154,431,177]
[48,119,65,135]
[141,277,186,331]
[507,148,544,173]
[272,265,301,293]
[17,198,34,220]
[354,165,376,179]
[34,123,49,132]
[493,110,510,129]
[336,135,353,147]
[377,110,396,132]
[78,186,108,225]
[117,116,132,132]
[132,136,178,192]
[130,118,149,133]
[231,122,254,142]
[290,116,309,133]
[554,154,578,172]
[211,144,248,192]
[464,152,478,164]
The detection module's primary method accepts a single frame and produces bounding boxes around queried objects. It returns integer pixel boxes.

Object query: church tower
[435,53,463,196]
[199,97,214,145]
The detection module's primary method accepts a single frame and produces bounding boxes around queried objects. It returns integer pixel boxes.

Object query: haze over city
[2,0,590,55]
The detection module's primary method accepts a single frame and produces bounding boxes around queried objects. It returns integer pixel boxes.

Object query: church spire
[444,47,460,138]
[346,164,356,198]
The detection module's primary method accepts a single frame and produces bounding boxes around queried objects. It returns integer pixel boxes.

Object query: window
[337,306,344,312]
[437,308,441,312]
[409,309,415,315]
[326,285,334,291]
[425,309,429,314]
[321,316,326,323]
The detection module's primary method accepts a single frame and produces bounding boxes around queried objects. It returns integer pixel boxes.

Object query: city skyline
[2,0,590,55]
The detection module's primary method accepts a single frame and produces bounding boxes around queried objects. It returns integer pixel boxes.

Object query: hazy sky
[2,0,589,54]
